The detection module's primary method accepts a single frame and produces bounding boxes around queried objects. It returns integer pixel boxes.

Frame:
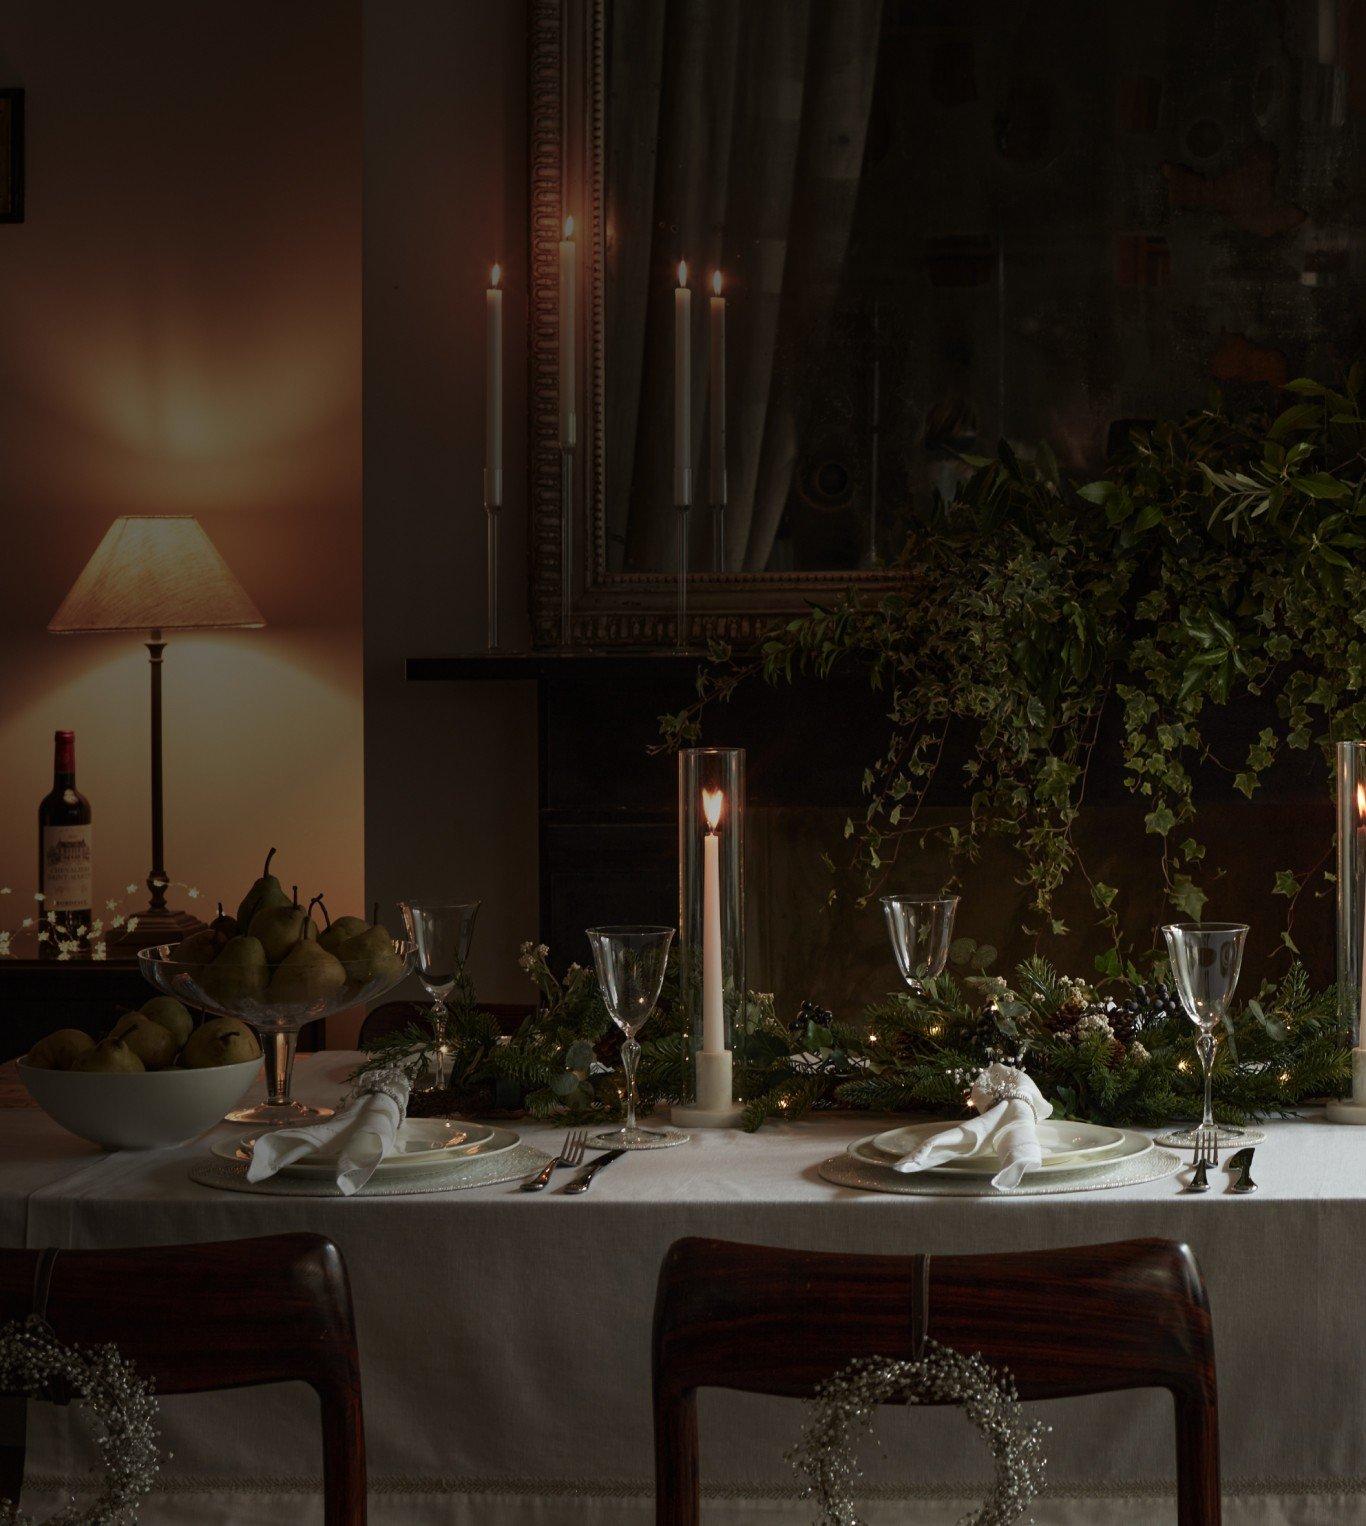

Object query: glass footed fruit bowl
[138,938,414,1127]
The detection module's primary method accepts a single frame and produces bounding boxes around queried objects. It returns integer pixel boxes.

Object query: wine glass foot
[225,1100,334,1127]
[590,1124,669,1149]
[1158,1123,1252,1149]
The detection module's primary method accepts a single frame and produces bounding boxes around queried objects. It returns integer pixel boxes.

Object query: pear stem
[263,847,277,878]
[317,897,332,930]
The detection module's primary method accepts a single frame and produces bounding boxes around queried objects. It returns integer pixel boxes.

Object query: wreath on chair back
[0,1316,160,1526]
[790,1343,1049,1526]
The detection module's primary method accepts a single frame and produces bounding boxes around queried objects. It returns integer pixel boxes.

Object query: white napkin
[246,1067,411,1196]
[889,1062,1053,1190]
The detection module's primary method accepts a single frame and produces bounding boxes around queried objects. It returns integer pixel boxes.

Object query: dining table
[2,1049,1364,1526]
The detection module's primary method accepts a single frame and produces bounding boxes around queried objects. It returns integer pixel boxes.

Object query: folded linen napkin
[246,1066,411,1196]
[889,1062,1053,1190]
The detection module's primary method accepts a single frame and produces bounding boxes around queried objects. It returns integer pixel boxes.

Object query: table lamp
[49,515,265,950]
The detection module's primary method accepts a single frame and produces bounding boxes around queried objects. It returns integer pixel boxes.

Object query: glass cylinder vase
[674,747,745,1126]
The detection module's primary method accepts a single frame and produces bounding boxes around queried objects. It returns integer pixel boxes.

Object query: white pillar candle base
[1326,1048,1366,1124]
[672,1049,743,1129]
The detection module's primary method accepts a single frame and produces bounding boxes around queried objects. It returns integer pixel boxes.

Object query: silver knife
[563,1149,625,1194]
[1226,1147,1257,1194]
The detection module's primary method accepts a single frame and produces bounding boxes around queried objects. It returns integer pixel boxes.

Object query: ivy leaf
[1273,870,1301,898]
[1171,877,1208,920]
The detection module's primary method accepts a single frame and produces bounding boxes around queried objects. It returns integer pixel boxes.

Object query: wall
[363,0,539,1003]
[0,3,364,933]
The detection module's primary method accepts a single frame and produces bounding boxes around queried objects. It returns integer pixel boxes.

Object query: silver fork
[1184,1126,1218,1193]
[520,1129,587,1192]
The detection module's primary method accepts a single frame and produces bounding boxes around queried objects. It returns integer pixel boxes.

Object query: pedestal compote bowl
[139,939,415,1126]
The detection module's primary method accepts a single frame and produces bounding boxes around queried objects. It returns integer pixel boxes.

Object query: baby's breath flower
[126,883,138,894]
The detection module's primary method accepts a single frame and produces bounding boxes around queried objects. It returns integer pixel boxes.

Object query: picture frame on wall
[0,89,24,223]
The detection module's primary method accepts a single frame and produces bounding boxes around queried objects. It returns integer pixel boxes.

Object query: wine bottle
[38,729,92,958]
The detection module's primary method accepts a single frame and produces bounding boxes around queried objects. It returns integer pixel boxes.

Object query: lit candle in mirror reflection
[485,263,503,507]
[559,218,576,449]
[674,261,691,506]
[709,270,726,512]
[702,786,724,1054]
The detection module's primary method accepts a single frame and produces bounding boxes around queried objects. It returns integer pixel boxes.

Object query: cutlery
[1183,1126,1217,1193]
[1226,1146,1258,1194]
[563,1148,625,1194]
[520,1129,587,1192]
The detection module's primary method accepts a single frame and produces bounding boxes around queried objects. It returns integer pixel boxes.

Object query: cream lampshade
[49,516,265,950]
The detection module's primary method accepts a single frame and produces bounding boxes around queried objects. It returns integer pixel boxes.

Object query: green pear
[235,847,290,930]
[198,935,268,1006]
[248,892,316,965]
[317,908,369,957]
[139,995,194,1048]
[181,1017,261,1068]
[268,940,347,1005]
[109,1013,179,1070]
[174,926,228,967]
[27,1029,95,1070]
[71,1038,145,1073]
[209,901,240,939]
[336,922,403,986]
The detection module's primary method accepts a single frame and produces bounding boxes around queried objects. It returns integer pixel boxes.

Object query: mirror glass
[602,0,1365,576]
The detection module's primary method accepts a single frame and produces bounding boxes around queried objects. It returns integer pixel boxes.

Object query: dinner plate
[211,1120,518,1176]
[870,1118,1125,1173]
[850,1128,1153,1179]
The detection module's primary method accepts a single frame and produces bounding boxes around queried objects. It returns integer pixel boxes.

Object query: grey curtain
[606,0,882,573]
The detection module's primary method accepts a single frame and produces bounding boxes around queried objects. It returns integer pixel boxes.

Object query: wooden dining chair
[653,1236,1219,1525]
[0,1232,365,1525]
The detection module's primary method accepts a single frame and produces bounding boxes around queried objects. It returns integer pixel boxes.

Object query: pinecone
[966,1004,1022,1064]
[1109,982,1182,1045]
[790,998,835,1037]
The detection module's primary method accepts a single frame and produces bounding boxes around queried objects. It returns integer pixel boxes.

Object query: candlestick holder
[560,445,574,647]
[673,747,745,1128]
[675,501,690,652]
[1328,740,1366,1122]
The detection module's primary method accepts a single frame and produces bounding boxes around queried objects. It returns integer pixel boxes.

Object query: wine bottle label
[41,826,93,912]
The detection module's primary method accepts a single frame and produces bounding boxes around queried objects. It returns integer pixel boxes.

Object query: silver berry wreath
[789,1342,1049,1526]
[0,1316,160,1526]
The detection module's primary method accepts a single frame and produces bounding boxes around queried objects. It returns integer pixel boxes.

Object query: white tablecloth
[3,1052,1364,1525]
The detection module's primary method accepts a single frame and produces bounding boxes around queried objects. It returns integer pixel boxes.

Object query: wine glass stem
[431,1003,449,1088]
[1197,1030,1216,1131]
[622,1035,641,1133]
[263,1029,298,1107]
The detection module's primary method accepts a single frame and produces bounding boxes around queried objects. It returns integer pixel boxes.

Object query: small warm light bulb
[677,260,688,287]
[490,263,502,288]
[702,788,724,832]
[712,269,723,296]
[564,215,574,239]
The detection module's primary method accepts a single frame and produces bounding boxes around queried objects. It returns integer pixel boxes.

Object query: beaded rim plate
[211,1120,516,1176]
[870,1118,1125,1172]
[850,1128,1153,1178]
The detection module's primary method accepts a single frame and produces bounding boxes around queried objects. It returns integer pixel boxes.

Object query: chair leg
[1175,1395,1221,1526]
[319,1382,367,1525]
[654,1387,699,1526]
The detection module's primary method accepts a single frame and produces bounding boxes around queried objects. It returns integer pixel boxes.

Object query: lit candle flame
[678,260,688,287]
[563,215,574,239]
[702,788,724,832]
[1357,782,1365,820]
[712,269,723,296]
[490,263,502,288]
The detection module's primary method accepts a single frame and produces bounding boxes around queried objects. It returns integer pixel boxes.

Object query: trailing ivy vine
[661,370,1366,972]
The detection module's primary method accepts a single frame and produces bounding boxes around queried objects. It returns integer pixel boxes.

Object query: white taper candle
[485,264,504,506]
[675,261,692,505]
[559,218,577,450]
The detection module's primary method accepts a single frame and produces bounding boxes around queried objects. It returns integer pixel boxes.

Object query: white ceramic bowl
[18,1055,262,1149]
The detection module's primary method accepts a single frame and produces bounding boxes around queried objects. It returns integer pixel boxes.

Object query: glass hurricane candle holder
[1329,741,1366,1122]
[673,747,745,1128]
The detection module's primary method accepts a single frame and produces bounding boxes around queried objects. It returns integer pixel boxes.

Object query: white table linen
[4,1052,1366,1525]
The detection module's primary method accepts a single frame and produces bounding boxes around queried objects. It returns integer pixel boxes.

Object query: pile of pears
[173,848,403,1009]
[27,999,260,1074]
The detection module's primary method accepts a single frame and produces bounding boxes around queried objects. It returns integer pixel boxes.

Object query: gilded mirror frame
[527,0,902,649]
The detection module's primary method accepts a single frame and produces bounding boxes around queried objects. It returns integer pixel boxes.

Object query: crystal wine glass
[1159,921,1249,1148]
[587,924,675,1148]
[881,894,959,993]
[398,900,481,1089]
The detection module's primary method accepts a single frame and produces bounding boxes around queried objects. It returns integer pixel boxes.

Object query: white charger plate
[851,1127,1152,1178]
[870,1118,1124,1174]
[212,1119,517,1177]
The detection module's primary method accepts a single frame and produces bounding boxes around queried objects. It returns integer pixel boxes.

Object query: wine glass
[1159,921,1249,1148]
[398,900,481,1089]
[587,924,675,1148]
[881,894,959,993]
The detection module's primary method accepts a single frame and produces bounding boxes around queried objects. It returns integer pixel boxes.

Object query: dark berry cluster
[791,998,835,1036]
[1091,982,1182,1045]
